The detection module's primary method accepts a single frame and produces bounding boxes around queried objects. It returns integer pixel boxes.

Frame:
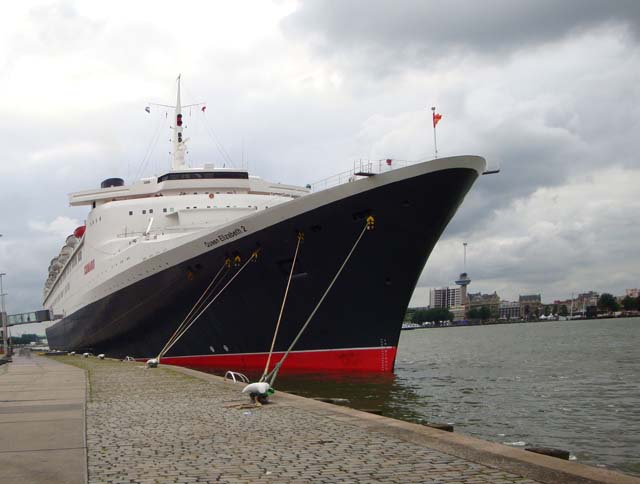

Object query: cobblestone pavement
[60,356,540,484]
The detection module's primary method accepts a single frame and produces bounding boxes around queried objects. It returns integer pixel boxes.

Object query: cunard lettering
[84,259,95,275]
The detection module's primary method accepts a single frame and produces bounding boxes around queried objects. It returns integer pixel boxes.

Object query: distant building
[468,291,500,318]
[430,287,463,309]
[449,305,466,321]
[499,301,521,320]
[577,291,599,307]
[626,288,639,298]
[519,294,543,319]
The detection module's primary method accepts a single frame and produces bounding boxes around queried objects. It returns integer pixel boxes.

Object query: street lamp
[0,272,7,357]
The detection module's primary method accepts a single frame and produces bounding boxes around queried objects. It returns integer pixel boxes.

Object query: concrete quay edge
[164,363,640,484]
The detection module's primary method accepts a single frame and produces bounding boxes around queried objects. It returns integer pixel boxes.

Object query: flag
[433,112,442,127]
[145,106,151,113]
[201,106,207,112]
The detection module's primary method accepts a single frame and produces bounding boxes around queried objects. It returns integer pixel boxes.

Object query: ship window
[170,208,174,212]
[142,210,146,214]
[129,211,133,216]
[163,208,167,213]
[157,171,249,182]
[149,209,153,214]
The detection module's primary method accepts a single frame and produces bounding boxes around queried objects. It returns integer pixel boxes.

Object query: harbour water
[250,318,640,477]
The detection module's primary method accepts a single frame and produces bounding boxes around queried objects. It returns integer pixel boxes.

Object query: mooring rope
[264,217,374,386]
[260,232,304,382]
[157,261,229,361]
[158,250,260,360]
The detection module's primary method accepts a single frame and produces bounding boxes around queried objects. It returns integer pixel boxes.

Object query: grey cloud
[419,166,640,301]
[28,1,105,53]
[283,0,640,74]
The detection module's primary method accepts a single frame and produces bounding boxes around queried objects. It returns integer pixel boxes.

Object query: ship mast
[172,75,188,170]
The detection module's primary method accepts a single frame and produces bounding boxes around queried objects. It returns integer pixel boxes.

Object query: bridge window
[157,171,249,182]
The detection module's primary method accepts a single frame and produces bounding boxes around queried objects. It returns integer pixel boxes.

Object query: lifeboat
[73,225,86,239]
[66,235,78,247]
[50,258,63,271]
[58,245,73,264]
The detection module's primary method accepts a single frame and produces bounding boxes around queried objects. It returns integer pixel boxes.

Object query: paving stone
[58,357,542,484]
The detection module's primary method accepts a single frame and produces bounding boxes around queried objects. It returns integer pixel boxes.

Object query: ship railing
[310,158,419,192]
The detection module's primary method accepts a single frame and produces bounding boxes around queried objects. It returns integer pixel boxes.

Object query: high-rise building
[430,287,462,308]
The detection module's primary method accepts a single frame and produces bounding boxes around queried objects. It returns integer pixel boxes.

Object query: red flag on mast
[433,112,442,128]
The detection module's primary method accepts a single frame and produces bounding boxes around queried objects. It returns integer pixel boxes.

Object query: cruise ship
[45,78,486,373]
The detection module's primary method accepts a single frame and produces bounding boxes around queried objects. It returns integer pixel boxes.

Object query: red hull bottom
[155,346,398,373]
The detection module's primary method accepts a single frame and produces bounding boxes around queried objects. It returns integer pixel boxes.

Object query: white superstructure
[43,77,311,317]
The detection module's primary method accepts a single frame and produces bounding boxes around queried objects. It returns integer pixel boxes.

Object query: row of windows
[157,171,248,182]
[130,208,174,215]
[129,205,261,216]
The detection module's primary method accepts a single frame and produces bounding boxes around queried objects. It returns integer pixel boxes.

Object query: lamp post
[0,272,7,357]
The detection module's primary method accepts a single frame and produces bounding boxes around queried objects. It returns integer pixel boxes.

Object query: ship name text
[203,225,248,248]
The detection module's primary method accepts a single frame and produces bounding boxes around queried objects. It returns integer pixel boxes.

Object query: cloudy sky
[1,1,639,334]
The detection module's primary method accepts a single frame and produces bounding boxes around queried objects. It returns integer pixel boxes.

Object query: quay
[2,353,638,484]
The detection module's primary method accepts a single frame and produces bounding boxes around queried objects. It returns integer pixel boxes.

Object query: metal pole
[431,106,438,159]
[463,242,467,272]
[0,273,7,357]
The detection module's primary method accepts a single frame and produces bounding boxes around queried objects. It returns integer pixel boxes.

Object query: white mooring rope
[260,232,304,382]
[262,217,374,386]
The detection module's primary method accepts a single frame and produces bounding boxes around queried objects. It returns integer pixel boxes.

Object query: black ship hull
[47,160,480,373]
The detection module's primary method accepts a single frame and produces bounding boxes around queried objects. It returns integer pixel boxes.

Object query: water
[258,318,640,477]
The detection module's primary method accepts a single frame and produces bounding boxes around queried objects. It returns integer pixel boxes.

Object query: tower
[455,242,471,305]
